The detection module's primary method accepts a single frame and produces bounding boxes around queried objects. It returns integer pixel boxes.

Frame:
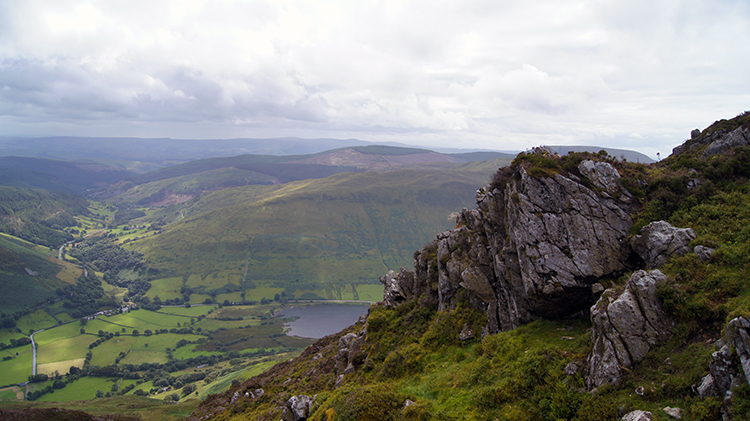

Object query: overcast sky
[1,0,748,158]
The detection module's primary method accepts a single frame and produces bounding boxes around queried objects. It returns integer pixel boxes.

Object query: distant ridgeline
[183,112,750,421]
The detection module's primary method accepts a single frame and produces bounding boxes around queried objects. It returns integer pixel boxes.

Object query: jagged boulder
[586,270,673,390]
[334,327,366,379]
[703,126,750,157]
[578,159,631,200]
[630,221,696,269]
[281,395,315,421]
[694,316,750,417]
[381,268,419,308]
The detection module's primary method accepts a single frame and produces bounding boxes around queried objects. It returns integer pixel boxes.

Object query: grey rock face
[334,327,366,382]
[390,157,636,335]
[281,395,315,421]
[703,126,750,158]
[631,221,696,269]
[725,317,750,386]
[381,269,417,308]
[696,316,750,409]
[585,270,673,390]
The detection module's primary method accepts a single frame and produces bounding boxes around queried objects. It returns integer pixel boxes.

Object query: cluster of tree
[88,334,112,349]
[112,208,146,225]
[57,271,111,318]
[129,294,163,311]
[68,235,146,275]
[0,313,17,328]
[0,336,31,350]
[0,186,88,247]
[26,374,76,401]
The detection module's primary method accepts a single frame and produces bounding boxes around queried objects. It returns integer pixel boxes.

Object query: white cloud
[0,0,748,158]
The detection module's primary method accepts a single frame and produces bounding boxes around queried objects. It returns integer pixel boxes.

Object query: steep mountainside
[186,112,750,421]
[0,233,81,314]
[126,168,496,299]
[0,186,89,247]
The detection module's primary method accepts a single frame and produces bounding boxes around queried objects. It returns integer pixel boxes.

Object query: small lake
[276,303,371,338]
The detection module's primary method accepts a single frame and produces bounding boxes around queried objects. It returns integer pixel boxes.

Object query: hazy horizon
[1,1,748,160]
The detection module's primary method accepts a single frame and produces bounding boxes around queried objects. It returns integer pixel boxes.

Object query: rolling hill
[0,157,136,194]
[98,146,514,206]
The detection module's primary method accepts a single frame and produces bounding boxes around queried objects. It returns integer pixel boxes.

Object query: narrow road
[29,329,44,376]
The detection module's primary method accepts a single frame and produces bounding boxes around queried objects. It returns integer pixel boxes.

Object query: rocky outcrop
[630,221,696,269]
[334,329,366,377]
[585,270,673,390]
[399,157,636,334]
[694,316,750,418]
[281,395,315,421]
[381,268,420,308]
[703,126,750,158]
[672,122,749,158]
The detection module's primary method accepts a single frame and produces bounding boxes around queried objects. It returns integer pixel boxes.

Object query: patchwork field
[36,377,139,402]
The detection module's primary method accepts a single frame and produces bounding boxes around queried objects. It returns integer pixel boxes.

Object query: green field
[242,286,284,302]
[0,328,27,345]
[145,277,184,301]
[35,377,139,402]
[0,387,21,401]
[354,284,383,302]
[156,305,213,317]
[0,344,33,385]
[107,309,187,330]
[16,310,58,334]
[36,335,93,364]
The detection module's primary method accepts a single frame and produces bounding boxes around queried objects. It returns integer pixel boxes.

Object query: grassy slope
[0,234,76,314]
[130,168,494,298]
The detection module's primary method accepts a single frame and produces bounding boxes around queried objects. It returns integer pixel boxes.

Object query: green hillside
[125,168,494,300]
[0,186,89,247]
[0,234,78,315]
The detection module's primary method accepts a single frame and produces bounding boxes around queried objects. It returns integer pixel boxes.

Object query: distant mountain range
[0,136,653,164]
